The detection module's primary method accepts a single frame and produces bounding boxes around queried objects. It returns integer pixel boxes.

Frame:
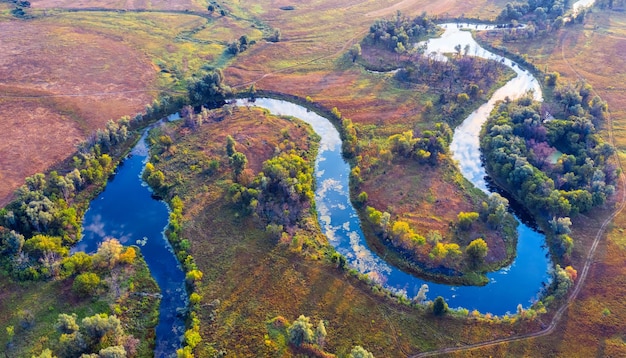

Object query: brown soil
[0,20,156,206]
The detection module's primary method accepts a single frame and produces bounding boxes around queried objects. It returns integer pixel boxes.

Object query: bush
[433,296,448,316]
[288,315,314,347]
[72,272,102,297]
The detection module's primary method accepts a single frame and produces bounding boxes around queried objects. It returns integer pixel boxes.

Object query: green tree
[99,346,126,358]
[465,238,488,265]
[349,345,375,358]
[288,315,314,347]
[72,272,102,297]
[226,135,237,157]
[229,152,248,180]
[55,313,79,334]
[32,349,56,358]
[349,43,362,62]
[82,314,124,346]
[433,296,448,316]
[58,332,87,357]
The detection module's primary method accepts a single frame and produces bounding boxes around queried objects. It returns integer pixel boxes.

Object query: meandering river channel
[70,22,557,356]
[236,24,552,315]
[73,130,187,357]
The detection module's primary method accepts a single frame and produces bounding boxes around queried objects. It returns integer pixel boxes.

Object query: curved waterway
[73,131,186,357]
[236,24,553,315]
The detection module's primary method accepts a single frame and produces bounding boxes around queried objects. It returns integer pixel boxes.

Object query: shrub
[72,272,102,297]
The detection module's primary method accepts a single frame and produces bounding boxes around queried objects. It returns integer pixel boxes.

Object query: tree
[229,152,248,180]
[433,296,448,316]
[99,346,126,358]
[94,238,123,269]
[288,315,314,346]
[24,234,68,260]
[268,28,281,42]
[73,272,102,297]
[457,211,479,230]
[226,135,237,157]
[55,313,79,334]
[465,238,488,265]
[545,71,560,86]
[187,70,228,108]
[413,283,429,304]
[349,43,361,62]
[58,332,87,357]
[349,346,375,358]
[82,314,124,346]
[32,349,55,358]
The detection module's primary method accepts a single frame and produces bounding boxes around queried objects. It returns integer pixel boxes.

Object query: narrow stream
[73,131,186,357]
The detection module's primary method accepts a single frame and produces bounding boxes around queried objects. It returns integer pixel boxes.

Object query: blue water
[74,134,186,357]
[237,98,551,316]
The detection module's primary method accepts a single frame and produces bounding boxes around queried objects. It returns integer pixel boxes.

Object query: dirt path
[407,30,626,358]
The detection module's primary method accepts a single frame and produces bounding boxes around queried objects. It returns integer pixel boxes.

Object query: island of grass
[341,13,521,285]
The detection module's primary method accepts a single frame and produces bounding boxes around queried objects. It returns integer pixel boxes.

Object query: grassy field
[0,5,263,206]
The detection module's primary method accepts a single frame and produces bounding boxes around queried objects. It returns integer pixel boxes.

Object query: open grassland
[0,7,259,206]
[225,0,508,87]
[0,18,154,205]
[28,0,207,11]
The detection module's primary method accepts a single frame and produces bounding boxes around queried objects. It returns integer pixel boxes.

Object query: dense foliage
[388,123,452,165]
[366,11,437,51]
[496,0,589,40]
[187,70,231,108]
[481,89,616,258]
[230,150,315,230]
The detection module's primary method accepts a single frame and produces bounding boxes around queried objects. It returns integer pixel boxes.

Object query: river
[234,24,553,316]
[73,130,187,357]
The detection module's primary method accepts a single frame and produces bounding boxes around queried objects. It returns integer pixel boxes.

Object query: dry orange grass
[0,20,155,205]
[29,0,206,11]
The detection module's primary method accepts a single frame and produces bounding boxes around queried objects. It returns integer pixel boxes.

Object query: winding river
[236,24,552,315]
[73,129,187,357]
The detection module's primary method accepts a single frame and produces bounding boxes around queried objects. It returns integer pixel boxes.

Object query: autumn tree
[433,296,448,316]
[457,211,479,230]
[73,272,102,297]
[349,345,375,358]
[288,315,314,346]
[349,43,362,62]
[465,238,488,266]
